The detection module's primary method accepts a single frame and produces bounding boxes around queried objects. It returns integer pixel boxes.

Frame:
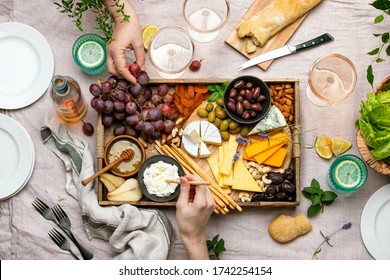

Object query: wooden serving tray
[225,0,310,70]
[97,78,301,208]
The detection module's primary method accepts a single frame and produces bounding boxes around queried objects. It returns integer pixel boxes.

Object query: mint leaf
[308,204,321,217]
[302,189,312,199]
[375,14,384,23]
[321,191,338,202]
[303,186,315,194]
[310,179,321,192]
[311,194,322,206]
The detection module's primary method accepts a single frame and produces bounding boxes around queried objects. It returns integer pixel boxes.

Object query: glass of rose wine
[306,54,357,106]
[183,0,230,43]
[148,26,194,79]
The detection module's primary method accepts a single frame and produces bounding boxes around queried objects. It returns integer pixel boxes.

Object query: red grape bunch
[89,63,179,142]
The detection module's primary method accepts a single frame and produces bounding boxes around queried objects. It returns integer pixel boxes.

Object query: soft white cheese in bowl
[137,154,184,202]
[143,161,180,197]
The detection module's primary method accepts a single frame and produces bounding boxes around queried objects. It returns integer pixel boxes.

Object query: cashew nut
[261,166,272,174]
[262,174,272,185]
[238,191,251,202]
[273,168,285,173]
[247,162,258,169]
[251,170,261,180]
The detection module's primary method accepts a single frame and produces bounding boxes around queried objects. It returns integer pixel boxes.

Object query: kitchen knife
[237,33,334,71]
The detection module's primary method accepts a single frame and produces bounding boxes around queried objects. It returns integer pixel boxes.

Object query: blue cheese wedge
[248,105,287,135]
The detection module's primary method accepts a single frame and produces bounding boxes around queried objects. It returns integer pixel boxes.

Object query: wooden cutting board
[225,0,311,70]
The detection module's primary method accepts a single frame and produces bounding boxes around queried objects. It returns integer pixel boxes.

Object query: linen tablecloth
[1,0,389,260]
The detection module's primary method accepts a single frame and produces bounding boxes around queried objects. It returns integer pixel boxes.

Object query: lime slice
[77,41,105,68]
[334,160,361,188]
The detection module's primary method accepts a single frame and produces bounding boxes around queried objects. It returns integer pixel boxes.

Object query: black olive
[251,192,265,202]
[280,180,296,193]
[275,192,289,201]
[283,168,295,181]
[267,172,285,184]
[266,185,278,197]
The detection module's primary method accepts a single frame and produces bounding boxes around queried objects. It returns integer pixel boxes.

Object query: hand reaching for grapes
[104,0,145,85]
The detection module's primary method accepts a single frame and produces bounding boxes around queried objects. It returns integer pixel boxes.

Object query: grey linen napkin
[41,116,174,259]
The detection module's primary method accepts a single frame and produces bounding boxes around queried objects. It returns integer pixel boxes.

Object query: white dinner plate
[0,22,54,109]
[0,114,35,200]
[361,184,390,260]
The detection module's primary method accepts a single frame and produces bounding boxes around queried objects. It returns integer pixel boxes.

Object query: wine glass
[306,54,357,106]
[183,0,230,43]
[148,26,194,79]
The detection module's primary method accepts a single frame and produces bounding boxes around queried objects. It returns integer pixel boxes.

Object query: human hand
[176,175,215,259]
[105,3,145,85]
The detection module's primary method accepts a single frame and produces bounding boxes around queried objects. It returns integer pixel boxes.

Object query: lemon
[315,135,333,159]
[334,160,361,188]
[142,25,159,50]
[77,41,105,68]
[332,137,352,157]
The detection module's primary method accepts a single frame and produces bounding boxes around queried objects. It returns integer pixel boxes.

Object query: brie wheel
[182,121,222,158]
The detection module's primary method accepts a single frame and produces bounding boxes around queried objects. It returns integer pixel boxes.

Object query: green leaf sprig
[366,0,390,88]
[207,234,226,260]
[54,0,130,42]
[302,179,338,217]
[207,81,229,102]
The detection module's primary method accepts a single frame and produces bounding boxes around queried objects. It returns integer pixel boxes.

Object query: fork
[52,204,94,260]
[48,228,79,260]
[32,198,94,260]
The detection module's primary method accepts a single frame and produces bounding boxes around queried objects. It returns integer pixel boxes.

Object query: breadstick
[171,144,243,212]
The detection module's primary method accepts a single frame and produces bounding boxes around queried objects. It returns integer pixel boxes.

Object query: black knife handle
[295,33,334,52]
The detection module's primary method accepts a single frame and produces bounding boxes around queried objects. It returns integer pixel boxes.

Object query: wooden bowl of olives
[223,75,271,125]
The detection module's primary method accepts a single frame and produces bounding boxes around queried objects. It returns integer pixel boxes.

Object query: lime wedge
[77,41,105,68]
[334,160,361,188]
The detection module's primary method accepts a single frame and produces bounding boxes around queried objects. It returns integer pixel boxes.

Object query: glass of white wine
[183,0,230,43]
[306,54,357,106]
[148,26,194,79]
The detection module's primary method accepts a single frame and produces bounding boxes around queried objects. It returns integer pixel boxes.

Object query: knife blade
[237,33,334,71]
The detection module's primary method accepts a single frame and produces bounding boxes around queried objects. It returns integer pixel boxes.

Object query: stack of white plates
[0,114,35,200]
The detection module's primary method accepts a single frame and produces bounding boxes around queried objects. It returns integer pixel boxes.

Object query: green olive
[197,108,208,118]
[240,126,251,137]
[214,105,223,112]
[214,118,222,128]
[215,110,227,119]
[216,97,224,107]
[229,127,241,134]
[229,120,239,130]
[220,131,230,141]
[205,102,214,112]
[220,119,229,131]
[208,111,216,122]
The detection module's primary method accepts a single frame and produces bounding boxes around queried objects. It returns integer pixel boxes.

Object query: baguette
[237,0,322,49]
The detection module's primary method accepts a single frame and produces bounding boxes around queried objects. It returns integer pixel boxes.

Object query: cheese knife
[237,33,334,71]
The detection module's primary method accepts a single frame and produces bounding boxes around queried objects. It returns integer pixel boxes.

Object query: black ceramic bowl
[137,154,184,202]
[223,75,271,125]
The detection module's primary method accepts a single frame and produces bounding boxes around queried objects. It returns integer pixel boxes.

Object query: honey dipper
[82,149,134,186]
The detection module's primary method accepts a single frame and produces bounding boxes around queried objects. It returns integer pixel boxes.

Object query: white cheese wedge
[182,121,222,158]
[188,129,202,144]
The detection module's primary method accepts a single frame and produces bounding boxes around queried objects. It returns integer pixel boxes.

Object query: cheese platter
[96,78,301,209]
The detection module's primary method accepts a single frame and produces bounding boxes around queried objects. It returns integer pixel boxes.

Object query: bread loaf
[268,214,312,243]
[237,0,322,50]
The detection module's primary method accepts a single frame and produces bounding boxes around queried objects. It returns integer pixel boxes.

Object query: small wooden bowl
[357,76,390,175]
[104,135,146,177]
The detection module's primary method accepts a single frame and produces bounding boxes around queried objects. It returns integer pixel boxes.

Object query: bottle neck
[52,75,68,94]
